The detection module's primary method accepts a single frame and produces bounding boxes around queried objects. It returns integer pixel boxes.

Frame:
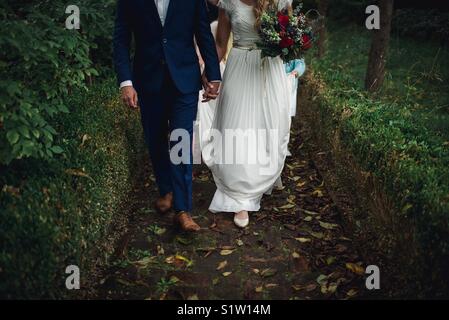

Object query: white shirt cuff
[119,80,133,89]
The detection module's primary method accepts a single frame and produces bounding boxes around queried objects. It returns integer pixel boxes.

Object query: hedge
[308,22,449,297]
[0,0,115,164]
[0,80,144,299]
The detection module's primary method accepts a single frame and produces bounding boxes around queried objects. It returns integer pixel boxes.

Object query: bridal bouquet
[257,3,313,62]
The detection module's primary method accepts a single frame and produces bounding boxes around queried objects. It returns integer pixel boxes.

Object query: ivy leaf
[51,146,64,154]
[6,131,20,145]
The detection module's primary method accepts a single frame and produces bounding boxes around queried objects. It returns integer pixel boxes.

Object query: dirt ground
[89,111,369,300]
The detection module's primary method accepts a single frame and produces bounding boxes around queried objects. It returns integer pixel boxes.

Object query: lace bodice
[218,0,292,48]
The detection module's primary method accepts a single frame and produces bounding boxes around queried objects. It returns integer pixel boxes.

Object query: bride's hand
[202,73,220,102]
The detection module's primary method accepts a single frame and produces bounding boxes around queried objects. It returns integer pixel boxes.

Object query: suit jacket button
[163,38,168,44]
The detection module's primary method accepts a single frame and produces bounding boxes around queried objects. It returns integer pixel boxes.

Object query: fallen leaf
[204,250,214,258]
[175,236,192,245]
[326,256,336,265]
[310,231,324,239]
[149,225,166,236]
[175,255,193,267]
[292,252,300,258]
[306,283,317,292]
[255,286,264,293]
[134,256,155,268]
[346,263,365,275]
[216,260,228,271]
[65,168,95,183]
[279,203,296,210]
[292,284,303,291]
[296,180,307,188]
[319,221,338,230]
[187,294,199,300]
[168,276,180,285]
[236,239,244,247]
[295,237,311,243]
[166,255,193,268]
[222,272,232,277]
[304,216,313,222]
[116,278,133,287]
[2,185,20,197]
[316,274,329,285]
[209,222,217,229]
[402,203,413,214]
[327,282,338,294]
[260,268,277,278]
[347,289,358,297]
[220,249,234,256]
[80,134,90,147]
[301,209,320,215]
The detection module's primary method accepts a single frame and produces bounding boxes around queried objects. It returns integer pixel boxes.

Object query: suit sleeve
[113,0,133,86]
[194,0,222,82]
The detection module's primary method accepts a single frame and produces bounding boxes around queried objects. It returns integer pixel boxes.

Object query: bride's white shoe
[234,211,249,228]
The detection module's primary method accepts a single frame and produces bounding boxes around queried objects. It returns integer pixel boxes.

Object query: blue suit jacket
[113,0,221,94]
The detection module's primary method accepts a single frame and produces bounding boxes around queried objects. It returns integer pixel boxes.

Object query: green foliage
[326,0,372,23]
[324,0,449,45]
[311,22,449,295]
[0,0,115,164]
[0,80,144,299]
[393,9,449,44]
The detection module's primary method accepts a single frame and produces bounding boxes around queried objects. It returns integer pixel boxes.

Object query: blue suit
[113,0,221,212]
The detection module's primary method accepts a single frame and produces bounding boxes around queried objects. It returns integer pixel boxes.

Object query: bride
[200,0,292,228]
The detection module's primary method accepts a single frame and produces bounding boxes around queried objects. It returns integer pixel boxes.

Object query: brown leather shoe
[155,192,173,213]
[174,212,201,232]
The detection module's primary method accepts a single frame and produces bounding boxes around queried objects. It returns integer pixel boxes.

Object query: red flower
[302,34,312,50]
[277,13,289,28]
[280,37,294,48]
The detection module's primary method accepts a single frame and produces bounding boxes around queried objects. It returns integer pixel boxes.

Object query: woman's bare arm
[215,9,232,62]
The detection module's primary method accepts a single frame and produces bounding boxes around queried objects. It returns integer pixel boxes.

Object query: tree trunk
[365,0,394,92]
[316,0,329,58]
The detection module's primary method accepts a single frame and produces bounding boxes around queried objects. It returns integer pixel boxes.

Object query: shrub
[0,80,144,299]
[0,0,115,164]
[309,22,449,296]
[393,9,449,44]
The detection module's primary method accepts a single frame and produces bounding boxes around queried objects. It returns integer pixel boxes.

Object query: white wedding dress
[200,0,292,213]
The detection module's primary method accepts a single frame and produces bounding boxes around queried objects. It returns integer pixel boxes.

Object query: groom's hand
[202,74,220,103]
[121,86,138,109]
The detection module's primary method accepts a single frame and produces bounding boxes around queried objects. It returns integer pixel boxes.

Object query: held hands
[121,86,138,109]
[202,73,220,103]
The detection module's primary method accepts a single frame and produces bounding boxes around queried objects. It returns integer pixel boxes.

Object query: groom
[113,0,221,232]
